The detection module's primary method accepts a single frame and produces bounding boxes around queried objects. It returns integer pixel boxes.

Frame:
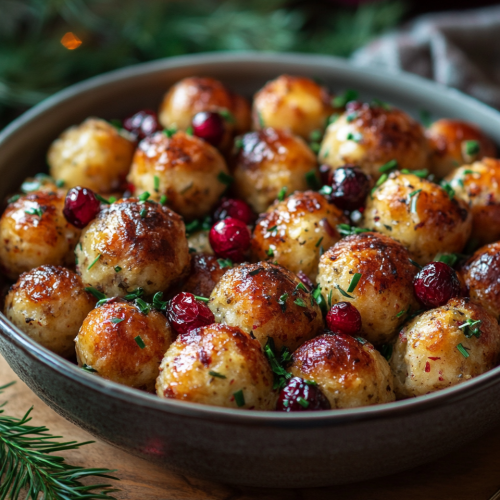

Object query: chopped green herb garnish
[297,397,309,409]
[396,308,406,318]
[436,253,458,267]
[7,194,21,204]
[249,269,261,277]
[21,180,41,193]
[194,295,209,303]
[160,194,168,205]
[379,344,393,361]
[355,336,367,344]
[296,282,308,293]
[234,138,244,150]
[87,254,101,270]
[375,173,388,187]
[419,109,432,128]
[402,168,429,179]
[185,125,193,136]
[217,258,233,268]
[459,319,482,339]
[305,170,321,190]
[138,191,150,203]
[278,293,288,312]
[267,225,278,234]
[463,140,480,156]
[294,298,307,308]
[95,193,111,204]
[233,389,245,407]
[409,189,422,213]
[441,181,455,199]
[456,343,470,358]
[379,159,398,173]
[409,259,422,269]
[319,185,333,196]
[110,317,124,324]
[384,224,392,231]
[346,112,358,123]
[218,172,234,185]
[336,284,354,299]
[346,132,363,142]
[327,113,340,125]
[81,364,98,373]
[163,126,177,138]
[264,337,292,390]
[108,196,116,204]
[304,379,318,386]
[152,291,168,311]
[135,298,150,315]
[327,289,333,309]
[140,207,147,218]
[124,288,144,300]
[55,179,65,188]
[219,109,235,123]
[109,118,122,130]
[315,236,324,248]
[134,335,146,349]
[309,129,322,142]
[312,285,327,315]
[332,89,358,108]
[347,273,362,293]
[153,176,160,192]
[337,224,371,237]
[209,370,226,379]
[84,287,106,301]
[24,207,44,217]
[277,186,288,201]
[266,248,274,257]
[114,266,122,273]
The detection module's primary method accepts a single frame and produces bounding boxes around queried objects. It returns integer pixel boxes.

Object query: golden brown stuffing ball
[460,242,500,319]
[158,76,251,148]
[76,299,174,391]
[252,75,334,139]
[156,323,276,409]
[182,252,231,298]
[427,119,497,178]
[390,298,500,398]
[362,172,472,265]
[317,232,419,345]
[289,333,395,408]
[76,198,190,297]
[251,191,347,281]
[127,131,229,221]
[0,190,80,280]
[445,158,500,246]
[232,128,318,214]
[47,118,136,193]
[209,262,323,352]
[319,102,429,181]
[187,230,213,255]
[4,265,95,358]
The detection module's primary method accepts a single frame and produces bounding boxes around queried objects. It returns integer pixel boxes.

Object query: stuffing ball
[4,265,95,358]
[445,158,500,246]
[362,172,472,265]
[208,262,323,352]
[187,230,213,255]
[390,298,500,398]
[156,323,276,410]
[460,242,500,319]
[252,75,334,139]
[232,128,318,214]
[427,119,496,178]
[0,190,80,280]
[128,131,230,220]
[319,102,429,181]
[76,299,174,391]
[182,253,231,298]
[290,333,396,408]
[158,76,251,148]
[251,191,347,281]
[76,198,190,297]
[317,232,419,345]
[47,118,136,193]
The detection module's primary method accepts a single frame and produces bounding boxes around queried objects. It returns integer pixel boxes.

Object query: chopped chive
[194,295,209,303]
[85,287,106,301]
[267,225,278,233]
[234,138,244,150]
[219,109,235,123]
[135,297,150,315]
[337,224,371,237]
[249,269,261,277]
[114,266,122,273]
[110,118,122,129]
[336,284,354,299]
[154,175,160,192]
[160,194,168,205]
[24,207,44,217]
[305,170,321,190]
[163,126,177,138]
[309,142,321,154]
[355,336,367,344]
[347,273,362,293]
[277,186,288,201]
[7,194,21,204]
[95,193,111,204]
[441,181,455,199]
[463,169,474,175]
[396,308,406,318]
[436,253,458,267]
[134,335,146,349]
[379,344,393,361]
[315,236,324,248]
[327,289,333,309]
[346,132,363,142]
[304,379,318,386]
[419,109,432,128]
[108,196,116,203]
[319,185,333,196]
[409,189,422,213]
[152,291,168,311]
[209,370,226,379]
[87,254,101,270]
[294,298,307,308]
[312,286,327,315]
[409,259,422,269]
[185,125,194,136]
[327,113,340,125]
[379,159,398,173]
[332,89,358,108]
[233,389,245,407]
[406,169,429,179]
[309,129,322,142]
[124,288,144,300]
[346,112,358,123]
[140,207,147,218]
[295,282,308,293]
[297,397,309,409]
[55,179,65,188]
[278,293,288,312]
[266,248,274,257]
[81,364,98,373]
[456,343,469,358]
[217,258,233,268]
[384,224,392,231]
[138,191,150,202]
[110,317,124,324]
[218,172,234,185]
[375,173,388,187]
[459,319,482,339]
[463,140,480,156]
[21,180,41,193]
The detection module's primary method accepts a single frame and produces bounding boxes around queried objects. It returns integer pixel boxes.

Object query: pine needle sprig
[0,382,120,500]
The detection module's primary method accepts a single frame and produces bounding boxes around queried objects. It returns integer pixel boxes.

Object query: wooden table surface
[1,354,500,500]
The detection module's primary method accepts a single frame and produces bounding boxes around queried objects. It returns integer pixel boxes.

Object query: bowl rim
[2,50,500,425]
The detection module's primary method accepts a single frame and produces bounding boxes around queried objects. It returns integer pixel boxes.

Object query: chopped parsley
[185,125,194,136]
[134,335,146,349]
[312,285,327,315]
[163,126,177,138]
[295,282,308,293]
[209,370,226,379]
[87,254,101,270]
[264,337,292,390]
[266,248,274,257]
[347,273,362,293]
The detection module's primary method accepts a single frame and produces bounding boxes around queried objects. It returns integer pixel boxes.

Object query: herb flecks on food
[336,284,354,299]
[209,370,226,379]
[233,389,245,407]
[264,337,292,390]
[87,253,101,270]
[134,335,146,349]
[459,319,482,339]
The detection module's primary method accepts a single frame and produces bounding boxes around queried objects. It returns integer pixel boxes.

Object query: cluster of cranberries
[414,262,461,308]
[276,377,331,412]
[167,292,214,335]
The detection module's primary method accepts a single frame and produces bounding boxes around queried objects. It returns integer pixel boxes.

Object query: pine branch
[0,382,120,500]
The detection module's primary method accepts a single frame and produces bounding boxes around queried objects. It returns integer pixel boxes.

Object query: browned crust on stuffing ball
[182,253,229,298]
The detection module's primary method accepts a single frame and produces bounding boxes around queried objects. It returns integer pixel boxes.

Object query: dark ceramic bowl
[1,53,500,488]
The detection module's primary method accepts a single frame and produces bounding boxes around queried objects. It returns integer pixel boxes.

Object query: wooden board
[1,353,500,500]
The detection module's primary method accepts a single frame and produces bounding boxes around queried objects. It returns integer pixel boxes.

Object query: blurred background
[1,0,499,129]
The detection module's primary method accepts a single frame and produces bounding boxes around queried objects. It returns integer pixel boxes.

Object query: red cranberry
[276,377,331,412]
[213,198,255,225]
[324,166,370,211]
[63,186,101,229]
[297,271,314,291]
[414,262,461,308]
[326,301,362,335]
[192,111,225,147]
[123,109,161,140]
[167,292,215,335]
[209,217,251,262]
